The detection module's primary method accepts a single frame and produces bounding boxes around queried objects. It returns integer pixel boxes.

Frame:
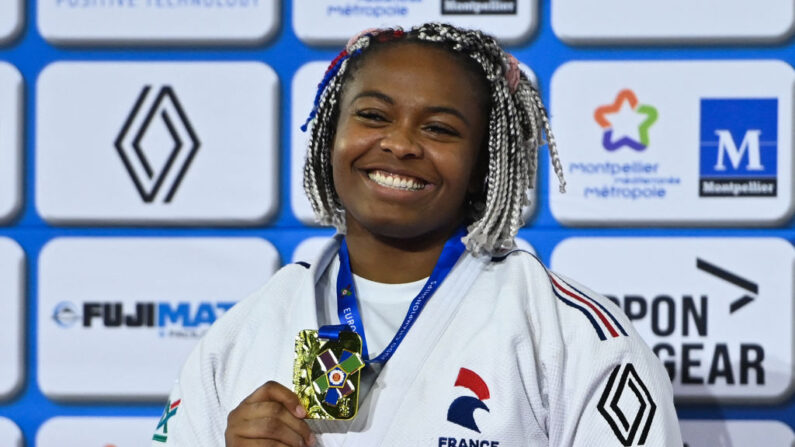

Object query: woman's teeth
[368,170,426,191]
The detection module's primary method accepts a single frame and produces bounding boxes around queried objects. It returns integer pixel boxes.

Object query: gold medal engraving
[293,329,364,420]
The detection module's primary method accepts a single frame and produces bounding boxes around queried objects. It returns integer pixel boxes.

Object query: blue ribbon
[319,227,467,365]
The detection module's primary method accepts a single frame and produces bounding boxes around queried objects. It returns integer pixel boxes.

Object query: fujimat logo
[153,399,181,443]
[51,300,234,337]
[313,349,364,406]
[598,363,656,446]
[594,90,658,152]
[447,368,490,432]
[696,258,758,314]
[115,85,200,203]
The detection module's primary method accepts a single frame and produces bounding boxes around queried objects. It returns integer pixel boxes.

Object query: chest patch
[446,368,490,433]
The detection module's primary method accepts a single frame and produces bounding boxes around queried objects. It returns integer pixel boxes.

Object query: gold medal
[293,329,364,420]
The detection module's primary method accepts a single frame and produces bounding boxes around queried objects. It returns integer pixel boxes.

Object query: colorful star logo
[594,89,658,151]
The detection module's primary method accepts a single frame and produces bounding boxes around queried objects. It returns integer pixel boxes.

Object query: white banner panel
[38,0,278,45]
[292,236,333,264]
[0,63,22,223]
[553,0,794,44]
[291,61,536,225]
[551,238,795,403]
[550,61,794,226]
[680,420,794,446]
[37,62,279,225]
[291,62,328,226]
[0,238,24,400]
[0,418,22,447]
[38,237,279,400]
[37,417,159,446]
[294,0,536,46]
[0,0,23,44]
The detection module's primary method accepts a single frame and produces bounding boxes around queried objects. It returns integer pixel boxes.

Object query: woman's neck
[344,220,461,284]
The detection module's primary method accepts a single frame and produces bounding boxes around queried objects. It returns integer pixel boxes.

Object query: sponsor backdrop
[0,0,792,444]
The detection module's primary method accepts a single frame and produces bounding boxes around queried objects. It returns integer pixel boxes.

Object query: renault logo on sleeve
[597,363,656,446]
[114,86,200,203]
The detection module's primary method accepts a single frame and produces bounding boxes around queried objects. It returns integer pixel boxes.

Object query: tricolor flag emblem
[313,349,364,406]
[548,272,628,341]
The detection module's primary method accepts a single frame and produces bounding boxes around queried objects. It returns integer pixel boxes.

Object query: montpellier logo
[152,399,181,443]
[696,258,758,313]
[441,0,517,15]
[597,363,656,446]
[115,85,200,203]
[594,90,658,152]
[699,98,777,197]
[447,368,490,432]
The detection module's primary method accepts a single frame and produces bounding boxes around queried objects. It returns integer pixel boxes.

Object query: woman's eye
[356,110,386,122]
[425,124,459,136]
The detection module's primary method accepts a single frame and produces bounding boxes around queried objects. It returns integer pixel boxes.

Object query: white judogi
[152,237,682,446]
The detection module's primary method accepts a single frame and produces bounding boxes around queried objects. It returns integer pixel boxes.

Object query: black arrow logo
[696,258,758,313]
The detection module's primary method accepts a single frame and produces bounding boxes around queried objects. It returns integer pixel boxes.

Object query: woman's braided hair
[302,22,566,255]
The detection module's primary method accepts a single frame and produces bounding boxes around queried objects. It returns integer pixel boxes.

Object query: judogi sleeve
[546,273,682,446]
[151,337,227,447]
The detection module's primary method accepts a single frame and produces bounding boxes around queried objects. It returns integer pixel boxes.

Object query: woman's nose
[379,125,422,158]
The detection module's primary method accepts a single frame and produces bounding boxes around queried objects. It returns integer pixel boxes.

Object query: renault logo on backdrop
[36,62,279,225]
[115,85,200,203]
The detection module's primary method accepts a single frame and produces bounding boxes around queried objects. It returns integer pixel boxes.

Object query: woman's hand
[225,381,316,447]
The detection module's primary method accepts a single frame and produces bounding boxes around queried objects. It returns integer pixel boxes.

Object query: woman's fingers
[226,381,315,447]
[238,401,313,443]
[244,381,306,419]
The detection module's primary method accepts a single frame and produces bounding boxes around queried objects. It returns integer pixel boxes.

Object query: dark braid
[302,23,566,255]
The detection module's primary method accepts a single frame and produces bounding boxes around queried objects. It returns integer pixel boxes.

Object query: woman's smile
[366,169,427,192]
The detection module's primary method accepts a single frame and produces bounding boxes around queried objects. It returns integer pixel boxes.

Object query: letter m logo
[699,98,777,179]
[713,129,764,171]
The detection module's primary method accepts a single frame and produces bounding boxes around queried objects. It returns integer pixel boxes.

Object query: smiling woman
[330,43,488,281]
[154,23,682,447]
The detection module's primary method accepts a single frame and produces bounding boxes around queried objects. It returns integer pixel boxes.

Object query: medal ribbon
[322,227,466,365]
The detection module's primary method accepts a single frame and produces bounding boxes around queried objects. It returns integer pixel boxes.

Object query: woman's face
[331,43,488,241]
